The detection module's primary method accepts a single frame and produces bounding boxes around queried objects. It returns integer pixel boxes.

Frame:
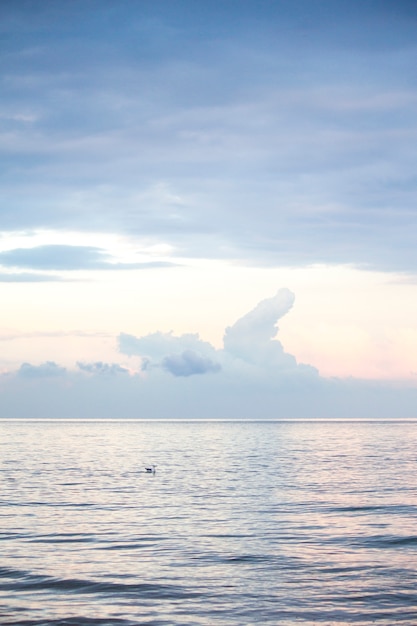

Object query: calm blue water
[1,420,417,625]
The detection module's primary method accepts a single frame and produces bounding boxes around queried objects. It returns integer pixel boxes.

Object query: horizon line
[1,418,417,423]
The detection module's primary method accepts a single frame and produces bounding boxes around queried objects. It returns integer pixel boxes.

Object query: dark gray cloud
[162,350,221,377]
[0,245,175,272]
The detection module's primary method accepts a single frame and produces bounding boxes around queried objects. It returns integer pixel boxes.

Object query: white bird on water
[145,464,156,474]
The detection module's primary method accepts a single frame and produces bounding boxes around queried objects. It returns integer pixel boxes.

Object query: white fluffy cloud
[119,331,216,361]
[117,288,311,378]
[223,288,297,368]
[119,330,222,376]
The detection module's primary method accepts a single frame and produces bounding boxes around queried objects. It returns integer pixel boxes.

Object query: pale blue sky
[1,0,417,417]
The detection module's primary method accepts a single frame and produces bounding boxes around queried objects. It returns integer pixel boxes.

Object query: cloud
[0,245,176,272]
[161,350,221,377]
[1,359,417,420]
[223,288,298,368]
[76,361,129,375]
[17,361,66,378]
[119,330,222,377]
[0,272,65,282]
[119,288,315,379]
[0,330,112,341]
[0,288,416,418]
[0,2,416,272]
[119,331,217,361]
[0,245,107,270]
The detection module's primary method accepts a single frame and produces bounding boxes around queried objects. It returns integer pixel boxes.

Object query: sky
[1,0,417,418]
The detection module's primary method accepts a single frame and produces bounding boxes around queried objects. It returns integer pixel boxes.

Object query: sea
[1,420,417,626]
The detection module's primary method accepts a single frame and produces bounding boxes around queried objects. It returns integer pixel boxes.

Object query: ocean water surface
[0,420,417,625]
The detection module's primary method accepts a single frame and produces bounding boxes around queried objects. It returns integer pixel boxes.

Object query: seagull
[145,464,156,474]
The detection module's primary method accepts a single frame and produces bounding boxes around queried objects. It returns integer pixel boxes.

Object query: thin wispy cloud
[0,272,65,282]
[0,245,176,273]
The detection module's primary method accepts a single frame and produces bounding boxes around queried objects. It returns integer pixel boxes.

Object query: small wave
[0,565,28,579]
[337,505,390,512]
[336,504,417,515]
[192,553,273,564]
[28,534,96,544]
[2,618,139,626]
[222,554,272,563]
[101,542,157,550]
[0,568,202,600]
[371,535,417,548]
